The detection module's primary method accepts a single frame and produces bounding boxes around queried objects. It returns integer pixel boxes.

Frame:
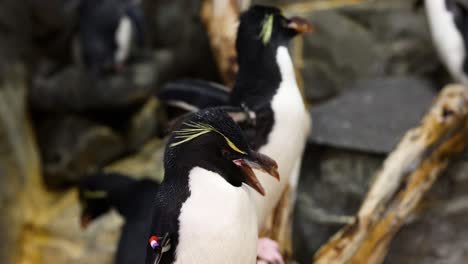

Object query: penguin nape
[78,172,159,264]
[145,107,280,264]
[156,5,312,253]
[78,0,144,74]
[425,0,468,84]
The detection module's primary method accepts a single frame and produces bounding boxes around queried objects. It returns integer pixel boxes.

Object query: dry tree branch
[200,0,247,87]
[280,0,367,14]
[314,84,468,264]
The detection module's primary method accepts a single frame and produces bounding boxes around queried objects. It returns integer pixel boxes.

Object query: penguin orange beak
[80,214,93,229]
[233,152,279,196]
[288,17,314,34]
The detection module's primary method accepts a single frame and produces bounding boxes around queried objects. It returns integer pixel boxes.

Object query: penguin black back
[231,5,283,108]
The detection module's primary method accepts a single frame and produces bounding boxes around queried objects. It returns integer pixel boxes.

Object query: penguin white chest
[425,0,468,84]
[176,167,258,264]
[115,16,133,64]
[253,46,311,224]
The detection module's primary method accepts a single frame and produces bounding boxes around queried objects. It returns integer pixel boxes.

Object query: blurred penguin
[425,0,468,84]
[79,172,160,264]
[78,0,144,74]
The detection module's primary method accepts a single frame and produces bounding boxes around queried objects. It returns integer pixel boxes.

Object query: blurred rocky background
[0,0,467,263]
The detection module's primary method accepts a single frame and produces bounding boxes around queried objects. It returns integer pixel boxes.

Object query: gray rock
[30,52,168,112]
[0,0,77,66]
[124,98,163,151]
[309,77,437,154]
[293,145,383,264]
[302,9,384,101]
[142,0,220,81]
[284,0,444,101]
[37,115,125,189]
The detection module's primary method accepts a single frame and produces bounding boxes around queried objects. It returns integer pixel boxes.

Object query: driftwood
[314,84,468,264]
[200,0,249,87]
[280,0,365,14]
[260,186,294,260]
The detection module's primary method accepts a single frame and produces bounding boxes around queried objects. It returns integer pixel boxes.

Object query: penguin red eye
[222,149,231,157]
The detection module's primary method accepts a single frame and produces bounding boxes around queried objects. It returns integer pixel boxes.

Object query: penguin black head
[231,5,313,107]
[236,5,313,56]
[165,107,279,195]
[78,172,135,228]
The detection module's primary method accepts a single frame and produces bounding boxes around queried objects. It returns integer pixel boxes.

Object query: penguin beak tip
[288,17,314,34]
[233,152,280,195]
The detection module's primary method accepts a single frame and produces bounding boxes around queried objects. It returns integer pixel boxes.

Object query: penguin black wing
[115,219,149,264]
[157,79,230,112]
[145,185,186,264]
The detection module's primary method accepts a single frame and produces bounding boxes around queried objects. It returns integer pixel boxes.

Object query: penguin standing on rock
[78,0,144,74]
[79,172,159,264]
[157,6,312,259]
[145,107,280,264]
[425,0,468,84]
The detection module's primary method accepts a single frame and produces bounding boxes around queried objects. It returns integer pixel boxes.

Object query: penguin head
[78,172,135,228]
[166,107,279,195]
[236,5,312,55]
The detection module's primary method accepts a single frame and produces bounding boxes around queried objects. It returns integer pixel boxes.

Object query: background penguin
[145,107,280,264]
[78,0,144,74]
[156,5,312,258]
[425,0,468,84]
[79,172,159,264]
[233,7,312,258]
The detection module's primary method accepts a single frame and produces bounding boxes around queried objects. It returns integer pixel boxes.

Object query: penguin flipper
[115,221,148,264]
[157,79,230,112]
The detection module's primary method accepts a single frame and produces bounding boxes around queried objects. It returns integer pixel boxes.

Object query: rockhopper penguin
[145,107,280,264]
[425,0,468,84]
[79,172,159,264]
[231,5,311,226]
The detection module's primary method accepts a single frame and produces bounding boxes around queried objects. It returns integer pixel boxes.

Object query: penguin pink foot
[256,238,285,264]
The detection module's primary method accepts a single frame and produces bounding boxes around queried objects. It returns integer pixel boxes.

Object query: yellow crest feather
[259,14,274,45]
[170,121,247,154]
[83,190,108,199]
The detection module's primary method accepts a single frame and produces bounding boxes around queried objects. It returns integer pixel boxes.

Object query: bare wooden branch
[314,85,468,264]
[201,0,245,87]
[280,0,366,14]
